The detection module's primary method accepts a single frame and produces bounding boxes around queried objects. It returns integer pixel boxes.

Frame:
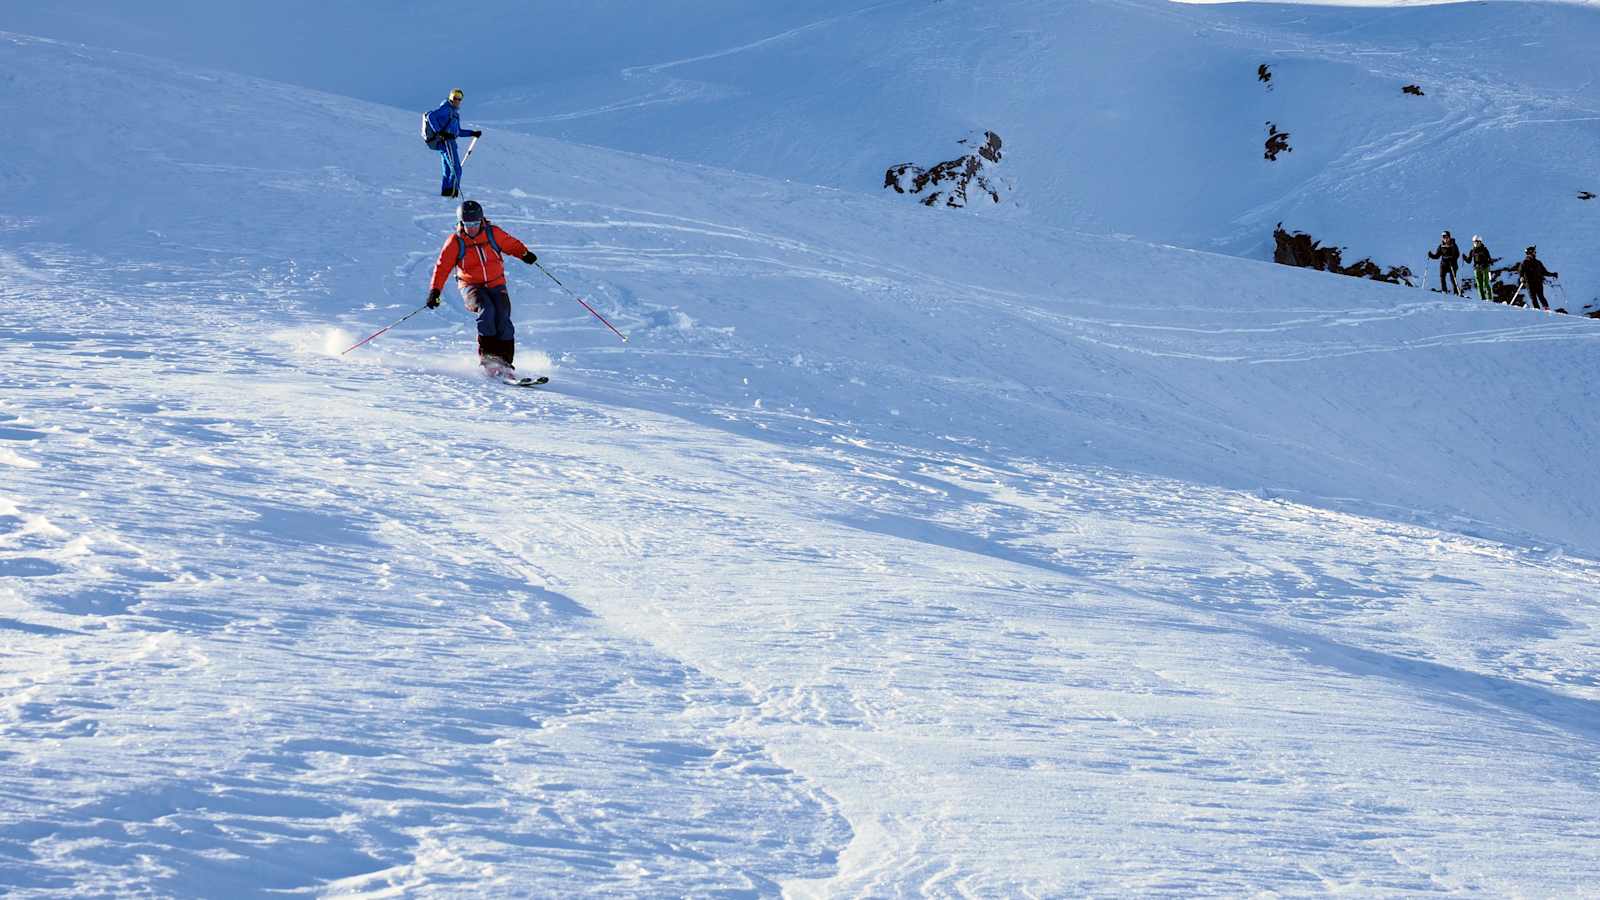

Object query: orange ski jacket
[429,222,531,292]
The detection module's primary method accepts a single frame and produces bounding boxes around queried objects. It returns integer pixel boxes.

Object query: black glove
[466,129,483,138]
[1550,272,1559,279]
[521,251,538,265]
[426,288,442,309]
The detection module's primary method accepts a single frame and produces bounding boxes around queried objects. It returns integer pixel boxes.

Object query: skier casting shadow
[426,200,540,379]
[1428,230,1461,294]
[424,88,482,198]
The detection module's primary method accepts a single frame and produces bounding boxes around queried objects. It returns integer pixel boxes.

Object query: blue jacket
[427,100,460,142]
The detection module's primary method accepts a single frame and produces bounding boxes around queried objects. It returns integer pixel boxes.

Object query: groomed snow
[3,5,1600,896]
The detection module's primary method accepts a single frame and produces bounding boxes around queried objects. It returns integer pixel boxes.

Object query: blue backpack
[454,221,506,267]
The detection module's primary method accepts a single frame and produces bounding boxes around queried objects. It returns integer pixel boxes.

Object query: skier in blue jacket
[426,89,483,198]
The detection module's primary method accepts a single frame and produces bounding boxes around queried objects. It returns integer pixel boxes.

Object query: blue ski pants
[464,284,515,341]
[438,139,463,195]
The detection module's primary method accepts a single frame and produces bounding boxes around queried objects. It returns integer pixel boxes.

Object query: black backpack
[421,112,441,148]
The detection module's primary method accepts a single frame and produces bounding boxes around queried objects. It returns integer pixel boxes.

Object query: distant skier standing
[1516,246,1557,311]
[425,89,483,198]
[1465,235,1495,301]
[1427,231,1460,294]
[426,200,539,376]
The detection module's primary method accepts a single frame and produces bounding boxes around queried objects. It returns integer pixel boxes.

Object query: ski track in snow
[4,17,1600,896]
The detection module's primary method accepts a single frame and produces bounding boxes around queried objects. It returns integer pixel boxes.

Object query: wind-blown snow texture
[3,2,1600,896]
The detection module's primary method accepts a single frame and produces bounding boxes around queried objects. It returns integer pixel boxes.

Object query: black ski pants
[1526,280,1549,310]
[1438,260,1458,294]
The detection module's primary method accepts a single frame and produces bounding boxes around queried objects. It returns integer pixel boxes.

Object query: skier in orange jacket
[426,200,539,376]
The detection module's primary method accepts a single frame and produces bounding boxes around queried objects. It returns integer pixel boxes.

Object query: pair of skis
[493,373,548,388]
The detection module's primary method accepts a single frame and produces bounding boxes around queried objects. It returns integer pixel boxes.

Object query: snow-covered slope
[4,21,1600,898]
[13,0,1600,293]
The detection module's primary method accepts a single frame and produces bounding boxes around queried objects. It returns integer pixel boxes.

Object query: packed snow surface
[3,1,1600,895]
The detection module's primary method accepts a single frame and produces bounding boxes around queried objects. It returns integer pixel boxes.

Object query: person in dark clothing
[1464,235,1495,301]
[1427,230,1461,294]
[1516,246,1558,311]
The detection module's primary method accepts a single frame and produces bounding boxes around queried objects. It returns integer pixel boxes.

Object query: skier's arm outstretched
[491,225,539,265]
[429,105,483,140]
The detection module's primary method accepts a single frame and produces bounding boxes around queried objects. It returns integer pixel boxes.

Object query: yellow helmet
[448,88,464,103]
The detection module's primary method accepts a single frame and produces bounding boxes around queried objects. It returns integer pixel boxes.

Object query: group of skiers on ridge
[420,88,540,379]
[1428,231,1560,311]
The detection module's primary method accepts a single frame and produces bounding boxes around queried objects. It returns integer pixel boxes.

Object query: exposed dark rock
[1491,269,1521,305]
[1272,224,1414,285]
[1264,122,1291,161]
[1579,191,1596,200]
[885,131,1005,208]
[1402,84,1425,96]
[1258,64,1273,90]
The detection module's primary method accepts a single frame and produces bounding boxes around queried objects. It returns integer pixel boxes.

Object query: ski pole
[341,303,431,355]
[534,261,629,343]
[1510,278,1525,309]
[461,134,480,169]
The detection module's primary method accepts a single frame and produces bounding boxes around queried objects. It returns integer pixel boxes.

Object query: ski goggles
[459,219,483,232]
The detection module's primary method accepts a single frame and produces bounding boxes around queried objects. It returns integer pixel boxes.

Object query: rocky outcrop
[1402,84,1425,96]
[1264,123,1291,161]
[1491,270,1521,305]
[1272,224,1414,285]
[1258,64,1273,90]
[885,131,1005,208]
